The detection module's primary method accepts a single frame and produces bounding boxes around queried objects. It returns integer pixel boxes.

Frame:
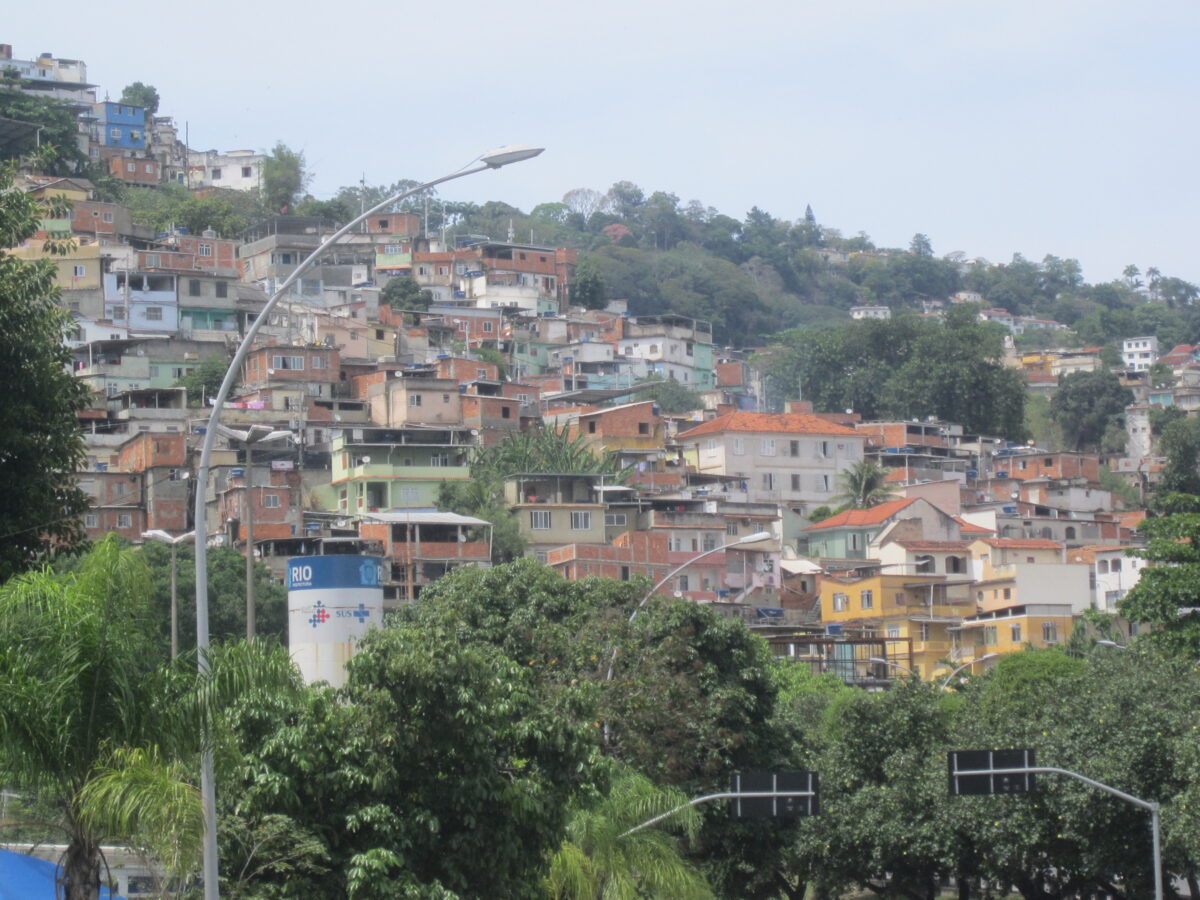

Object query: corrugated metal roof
[359,511,491,527]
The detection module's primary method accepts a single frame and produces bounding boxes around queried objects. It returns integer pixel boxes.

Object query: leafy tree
[1150,360,1177,389]
[222,615,597,899]
[0,163,91,581]
[637,377,703,414]
[544,766,713,900]
[1156,417,1200,498]
[572,256,607,309]
[380,275,433,311]
[0,536,296,900]
[175,354,232,407]
[909,232,934,257]
[0,89,90,171]
[1121,500,1200,654]
[1050,369,1133,451]
[835,459,899,508]
[261,142,309,214]
[118,82,160,114]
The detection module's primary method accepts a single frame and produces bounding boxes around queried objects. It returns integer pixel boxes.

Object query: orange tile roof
[677,411,859,440]
[953,517,993,534]
[979,538,1064,550]
[892,540,973,550]
[803,497,917,531]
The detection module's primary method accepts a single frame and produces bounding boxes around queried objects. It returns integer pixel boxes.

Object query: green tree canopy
[380,275,433,311]
[261,142,310,214]
[118,82,160,114]
[0,163,91,580]
[1050,369,1134,451]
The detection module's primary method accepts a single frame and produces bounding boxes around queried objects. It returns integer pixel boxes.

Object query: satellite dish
[470,429,479,436]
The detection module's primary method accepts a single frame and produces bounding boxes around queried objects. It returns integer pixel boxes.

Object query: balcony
[338,463,469,481]
[389,541,490,562]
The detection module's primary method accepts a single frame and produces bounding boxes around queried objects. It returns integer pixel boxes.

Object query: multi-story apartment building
[92,101,147,150]
[1122,336,1158,372]
[187,149,265,191]
[328,426,473,514]
[616,315,715,389]
[505,472,615,560]
[358,510,492,605]
[954,603,1076,669]
[676,411,864,510]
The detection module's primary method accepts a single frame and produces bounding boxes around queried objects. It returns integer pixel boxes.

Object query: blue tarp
[0,847,120,899]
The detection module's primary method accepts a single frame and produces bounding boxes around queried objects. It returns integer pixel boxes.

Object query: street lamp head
[868,657,888,665]
[977,653,999,663]
[1097,640,1129,650]
[480,144,544,168]
[737,531,773,544]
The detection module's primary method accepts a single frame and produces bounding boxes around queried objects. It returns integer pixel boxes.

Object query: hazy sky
[7,0,1198,285]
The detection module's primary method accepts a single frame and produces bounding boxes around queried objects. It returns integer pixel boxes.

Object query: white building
[676,411,865,509]
[187,149,265,192]
[850,305,891,320]
[1122,336,1158,372]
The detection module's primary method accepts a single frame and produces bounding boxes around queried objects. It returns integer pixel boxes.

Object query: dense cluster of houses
[5,41,1167,687]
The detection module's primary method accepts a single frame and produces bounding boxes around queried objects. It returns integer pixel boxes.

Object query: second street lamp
[217,424,294,642]
[141,529,195,659]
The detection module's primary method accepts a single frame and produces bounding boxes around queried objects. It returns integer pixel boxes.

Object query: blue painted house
[93,102,146,149]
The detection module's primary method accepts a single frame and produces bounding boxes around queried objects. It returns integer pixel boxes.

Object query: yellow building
[953,603,1076,671]
[819,572,975,678]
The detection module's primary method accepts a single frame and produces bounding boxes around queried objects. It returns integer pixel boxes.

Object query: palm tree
[544,769,713,899]
[835,459,900,509]
[0,536,296,900]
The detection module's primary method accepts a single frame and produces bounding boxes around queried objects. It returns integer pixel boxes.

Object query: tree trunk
[60,832,102,900]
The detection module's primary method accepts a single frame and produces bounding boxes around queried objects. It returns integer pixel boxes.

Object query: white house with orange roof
[800,496,965,560]
[676,412,864,509]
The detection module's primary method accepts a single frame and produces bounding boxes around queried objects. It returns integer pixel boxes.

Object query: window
[272,355,305,370]
[1111,558,1122,572]
[110,128,120,141]
[832,592,848,612]
[117,514,132,528]
[820,474,831,492]
[1010,623,1022,642]
[791,473,801,491]
[570,511,592,530]
[530,509,551,530]
[112,305,126,320]
[761,472,776,491]
[309,383,323,397]
[677,574,689,592]
[588,420,597,434]
[1042,622,1059,644]
[73,264,86,277]
[638,421,650,435]
[409,394,422,407]
[761,439,777,456]
[604,513,627,527]
[860,589,873,609]
[702,532,719,552]
[102,211,114,223]
[84,514,98,528]
[126,162,136,173]
[482,320,494,333]
[148,365,160,378]
[789,440,801,457]
[919,622,931,641]
[241,166,252,177]
[817,440,830,457]
[144,163,153,174]
[849,532,861,551]
[188,279,201,296]
[620,566,631,581]
[263,493,281,508]
[145,306,163,321]
[726,522,739,536]
[732,437,744,456]
[398,486,420,505]
[887,623,901,638]
[199,243,212,257]
[211,167,222,180]
[144,253,160,268]
[983,625,998,645]
[1003,588,1012,600]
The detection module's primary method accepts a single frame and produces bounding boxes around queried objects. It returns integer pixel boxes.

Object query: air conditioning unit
[267,368,275,374]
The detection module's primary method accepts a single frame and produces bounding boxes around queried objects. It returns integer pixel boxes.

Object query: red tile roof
[677,411,860,440]
[978,538,1064,550]
[954,517,994,535]
[803,497,917,531]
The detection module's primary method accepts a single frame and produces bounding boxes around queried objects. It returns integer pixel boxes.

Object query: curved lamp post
[605,529,773,681]
[869,656,916,678]
[217,424,295,641]
[191,144,543,900]
[938,653,997,689]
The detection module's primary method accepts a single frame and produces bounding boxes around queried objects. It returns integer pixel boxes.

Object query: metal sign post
[621,771,819,837]
[948,751,1162,900]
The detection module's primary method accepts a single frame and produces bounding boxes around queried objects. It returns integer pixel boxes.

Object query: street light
[1097,639,1129,650]
[141,529,195,659]
[605,530,773,682]
[869,656,916,678]
[218,424,294,642]
[190,144,543,900]
[938,653,997,689]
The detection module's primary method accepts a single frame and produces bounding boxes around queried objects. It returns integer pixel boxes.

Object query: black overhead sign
[948,749,1037,795]
[729,771,819,819]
